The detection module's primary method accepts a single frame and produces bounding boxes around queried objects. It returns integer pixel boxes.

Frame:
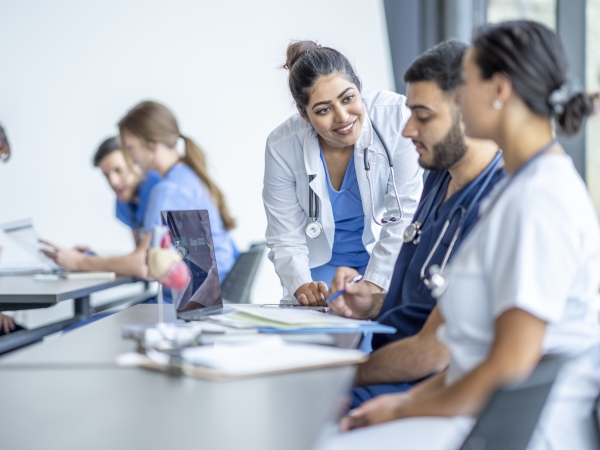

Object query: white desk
[0,305,357,450]
[0,275,142,353]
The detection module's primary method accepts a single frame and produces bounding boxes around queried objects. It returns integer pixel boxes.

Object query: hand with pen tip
[327,267,379,320]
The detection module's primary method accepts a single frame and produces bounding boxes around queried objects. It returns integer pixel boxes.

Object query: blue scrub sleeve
[116,201,133,228]
[371,302,433,350]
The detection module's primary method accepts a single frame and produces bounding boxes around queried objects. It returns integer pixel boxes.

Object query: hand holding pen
[327,268,380,319]
[327,274,363,303]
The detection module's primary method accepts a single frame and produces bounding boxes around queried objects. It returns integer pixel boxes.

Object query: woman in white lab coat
[263,41,423,305]
[316,20,600,450]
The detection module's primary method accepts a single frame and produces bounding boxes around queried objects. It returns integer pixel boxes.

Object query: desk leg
[74,296,91,319]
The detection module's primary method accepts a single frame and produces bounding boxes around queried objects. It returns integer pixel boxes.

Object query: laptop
[161,210,228,320]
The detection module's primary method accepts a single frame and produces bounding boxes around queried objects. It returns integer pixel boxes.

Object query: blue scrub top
[310,152,370,285]
[144,164,238,282]
[371,164,506,351]
[116,170,161,237]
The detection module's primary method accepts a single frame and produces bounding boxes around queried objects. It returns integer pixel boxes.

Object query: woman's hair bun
[283,40,321,71]
[555,91,596,136]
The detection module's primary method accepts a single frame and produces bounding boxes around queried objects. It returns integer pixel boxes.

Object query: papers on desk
[0,219,57,274]
[116,335,366,380]
[207,305,396,334]
[179,336,366,380]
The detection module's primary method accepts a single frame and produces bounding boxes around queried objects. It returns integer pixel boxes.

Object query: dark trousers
[350,381,415,409]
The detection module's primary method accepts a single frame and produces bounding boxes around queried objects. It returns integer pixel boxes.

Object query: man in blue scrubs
[95,137,161,246]
[328,40,506,407]
[41,137,160,279]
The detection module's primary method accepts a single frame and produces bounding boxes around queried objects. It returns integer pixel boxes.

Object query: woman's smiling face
[303,74,364,149]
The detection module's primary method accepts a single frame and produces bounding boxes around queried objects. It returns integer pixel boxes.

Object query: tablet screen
[162,210,222,311]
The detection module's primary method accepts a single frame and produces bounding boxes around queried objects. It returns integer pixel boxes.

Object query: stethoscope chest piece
[425,264,448,298]
[305,219,323,239]
[403,221,422,244]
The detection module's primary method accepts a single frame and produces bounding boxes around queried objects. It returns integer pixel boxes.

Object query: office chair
[221,242,266,304]
[459,355,564,450]
[594,393,600,445]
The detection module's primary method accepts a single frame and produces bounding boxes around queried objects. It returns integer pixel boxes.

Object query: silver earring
[492,100,503,110]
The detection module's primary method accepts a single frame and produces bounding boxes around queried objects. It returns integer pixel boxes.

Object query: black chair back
[460,355,563,450]
[594,393,600,444]
[221,242,266,304]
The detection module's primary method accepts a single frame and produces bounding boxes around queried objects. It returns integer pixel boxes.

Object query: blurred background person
[0,122,25,335]
[118,101,239,285]
[42,137,161,256]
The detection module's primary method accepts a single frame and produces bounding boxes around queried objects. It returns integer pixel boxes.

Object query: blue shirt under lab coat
[371,164,506,351]
[144,164,238,282]
[310,152,370,284]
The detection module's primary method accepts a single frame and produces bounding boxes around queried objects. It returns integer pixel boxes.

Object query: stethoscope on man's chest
[305,119,404,239]
[404,151,503,293]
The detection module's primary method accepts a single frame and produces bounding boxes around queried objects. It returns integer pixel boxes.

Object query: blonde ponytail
[180,135,236,231]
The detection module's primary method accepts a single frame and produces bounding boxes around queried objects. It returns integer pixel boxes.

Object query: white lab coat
[263,90,423,296]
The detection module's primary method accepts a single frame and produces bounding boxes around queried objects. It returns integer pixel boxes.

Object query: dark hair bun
[283,40,321,71]
[556,92,595,136]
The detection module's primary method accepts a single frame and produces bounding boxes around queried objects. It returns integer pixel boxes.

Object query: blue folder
[256,323,396,334]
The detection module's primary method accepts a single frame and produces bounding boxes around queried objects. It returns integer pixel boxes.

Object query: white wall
[0,0,394,303]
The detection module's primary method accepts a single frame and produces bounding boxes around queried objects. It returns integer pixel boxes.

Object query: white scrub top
[317,154,600,450]
[438,154,600,450]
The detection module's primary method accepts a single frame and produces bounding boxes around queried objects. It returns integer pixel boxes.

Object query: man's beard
[420,119,467,171]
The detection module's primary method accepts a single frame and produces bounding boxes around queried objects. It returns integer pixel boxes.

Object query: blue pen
[327,274,363,303]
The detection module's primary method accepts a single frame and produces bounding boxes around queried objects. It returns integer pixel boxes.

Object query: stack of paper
[179,336,367,380]
[208,305,396,334]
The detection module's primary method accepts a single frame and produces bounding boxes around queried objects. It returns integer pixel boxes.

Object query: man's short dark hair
[403,39,468,93]
[93,137,120,167]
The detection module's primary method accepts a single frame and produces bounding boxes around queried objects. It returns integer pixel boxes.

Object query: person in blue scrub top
[264,41,423,305]
[95,137,161,245]
[118,101,238,285]
[328,40,506,407]
[41,137,161,279]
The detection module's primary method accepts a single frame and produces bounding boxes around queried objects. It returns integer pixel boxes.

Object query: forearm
[355,334,449,386]
[395,309,545,419]
[78,252,147,278]
[396,362,505,418]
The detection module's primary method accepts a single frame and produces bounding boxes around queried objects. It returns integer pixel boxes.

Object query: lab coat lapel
[303,128,325,198]
[303,128,334,245]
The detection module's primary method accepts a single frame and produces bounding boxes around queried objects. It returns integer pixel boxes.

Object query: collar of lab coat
[303,108,374,199]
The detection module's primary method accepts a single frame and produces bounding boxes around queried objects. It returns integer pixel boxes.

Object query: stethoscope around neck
[404,151,503,293]
[305,119,404,239]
